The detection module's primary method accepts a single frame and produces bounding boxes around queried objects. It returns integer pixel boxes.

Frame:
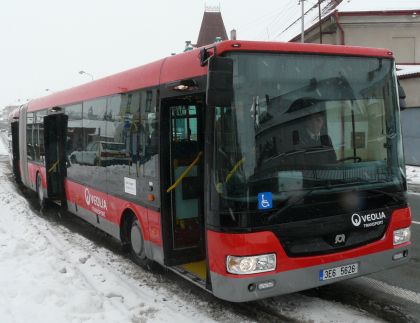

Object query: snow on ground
[407,165,420,188]
[0,139,229,323]
[0,136,385,323]
[0,147,219,322]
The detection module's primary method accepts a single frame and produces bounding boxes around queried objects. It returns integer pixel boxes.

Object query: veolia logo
[85,188,91,206]
[351,213,362,227]
[84,188,107,210]
[351,211,386,228]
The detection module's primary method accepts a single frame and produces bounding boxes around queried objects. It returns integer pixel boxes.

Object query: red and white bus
[10,40,411,302]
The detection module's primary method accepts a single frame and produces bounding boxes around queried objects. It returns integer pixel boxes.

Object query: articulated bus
[10,41,411,302]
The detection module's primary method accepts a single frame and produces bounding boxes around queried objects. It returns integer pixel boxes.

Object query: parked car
[69,141,130,166]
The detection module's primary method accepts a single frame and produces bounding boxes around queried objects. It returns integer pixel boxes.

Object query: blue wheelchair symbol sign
[258,192,272,210]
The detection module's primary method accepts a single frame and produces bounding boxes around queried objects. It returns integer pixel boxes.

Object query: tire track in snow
[0,161,223,323]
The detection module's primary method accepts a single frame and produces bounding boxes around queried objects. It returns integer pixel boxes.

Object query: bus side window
[82,98,107,162]
[141,89,158,178]
[119,92,140,167]
[26,112,34,161]
[65,103,83,181]
[32,112,40,162]
[37,111,46,163]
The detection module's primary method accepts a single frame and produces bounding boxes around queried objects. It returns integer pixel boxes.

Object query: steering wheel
[337,156,362,163]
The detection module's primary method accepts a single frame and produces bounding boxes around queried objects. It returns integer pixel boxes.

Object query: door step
[171,260,207,288]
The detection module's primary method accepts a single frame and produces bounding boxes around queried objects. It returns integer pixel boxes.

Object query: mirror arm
[200,45,217,66]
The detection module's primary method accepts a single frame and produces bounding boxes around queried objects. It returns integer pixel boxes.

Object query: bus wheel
[129,217,152,269]
[36,173,46,209]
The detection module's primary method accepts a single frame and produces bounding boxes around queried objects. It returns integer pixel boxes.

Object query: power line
[254,1,301,40]
[267,1,299,31]
[275,0,329,40]
[266,1,306,39]
[236,9,284,32]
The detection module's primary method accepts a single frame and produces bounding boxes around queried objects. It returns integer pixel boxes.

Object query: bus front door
[162,96,205,266]
[43,113,68,201]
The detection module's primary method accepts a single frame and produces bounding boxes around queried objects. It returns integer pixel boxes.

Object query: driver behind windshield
[298,112,337,165]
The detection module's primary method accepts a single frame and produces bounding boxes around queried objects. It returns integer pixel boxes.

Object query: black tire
[129,217,153,269]
[36,173,46,209]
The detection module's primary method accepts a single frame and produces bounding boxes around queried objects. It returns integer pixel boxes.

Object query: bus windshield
[212,52,405,213]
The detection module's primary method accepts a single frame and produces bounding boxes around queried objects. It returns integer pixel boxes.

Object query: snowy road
[0,136,414,323]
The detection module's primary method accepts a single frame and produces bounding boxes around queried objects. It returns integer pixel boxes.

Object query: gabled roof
[196,9,228,47]
[278,0,420,42]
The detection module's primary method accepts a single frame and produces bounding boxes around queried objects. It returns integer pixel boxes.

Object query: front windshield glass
[212,52,405,212]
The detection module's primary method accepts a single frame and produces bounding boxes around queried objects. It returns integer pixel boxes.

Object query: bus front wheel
[129,217,152,269]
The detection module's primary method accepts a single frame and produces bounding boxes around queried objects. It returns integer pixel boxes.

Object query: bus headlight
[393,227,411,245]
[226,254,276,275]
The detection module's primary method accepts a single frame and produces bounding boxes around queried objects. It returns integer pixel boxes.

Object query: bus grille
[271,212,390,257]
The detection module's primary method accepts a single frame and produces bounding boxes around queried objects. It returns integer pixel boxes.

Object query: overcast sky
[0,0,305,108]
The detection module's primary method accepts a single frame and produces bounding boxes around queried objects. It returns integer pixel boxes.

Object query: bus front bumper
[210,246,410,302]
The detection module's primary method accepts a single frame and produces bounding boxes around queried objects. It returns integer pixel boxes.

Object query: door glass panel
[170,105,202,249]
[44,114,68,199]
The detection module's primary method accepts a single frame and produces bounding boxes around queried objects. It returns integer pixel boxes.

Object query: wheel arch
[119,207,148,246]
[119,206,154,264]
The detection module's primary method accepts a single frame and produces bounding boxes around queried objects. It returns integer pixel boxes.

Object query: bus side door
[161,94,205,265]
[44,113,68,201]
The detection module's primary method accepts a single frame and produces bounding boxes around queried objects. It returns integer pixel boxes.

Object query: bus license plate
[319,263,359,281]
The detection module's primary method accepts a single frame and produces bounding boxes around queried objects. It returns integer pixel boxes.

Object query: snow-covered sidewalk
[0,151,224,322]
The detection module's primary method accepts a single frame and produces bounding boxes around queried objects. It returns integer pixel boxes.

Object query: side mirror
[398,80,407,110]
[206,56,233,107]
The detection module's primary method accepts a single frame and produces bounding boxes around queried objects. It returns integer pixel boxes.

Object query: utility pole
[300,0,305,43]
[318,0,323,44]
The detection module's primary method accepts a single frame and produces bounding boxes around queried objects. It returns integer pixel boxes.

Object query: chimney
[230,29,237,40]
[184,41,193,52]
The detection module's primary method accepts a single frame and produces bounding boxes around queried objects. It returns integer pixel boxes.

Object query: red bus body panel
[64,180,163,247]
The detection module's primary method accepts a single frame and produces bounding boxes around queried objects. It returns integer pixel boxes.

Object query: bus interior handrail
[166,151,203,193]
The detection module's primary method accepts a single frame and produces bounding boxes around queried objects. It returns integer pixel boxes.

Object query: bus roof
[27,40,394,113]
[216,40,394,59]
